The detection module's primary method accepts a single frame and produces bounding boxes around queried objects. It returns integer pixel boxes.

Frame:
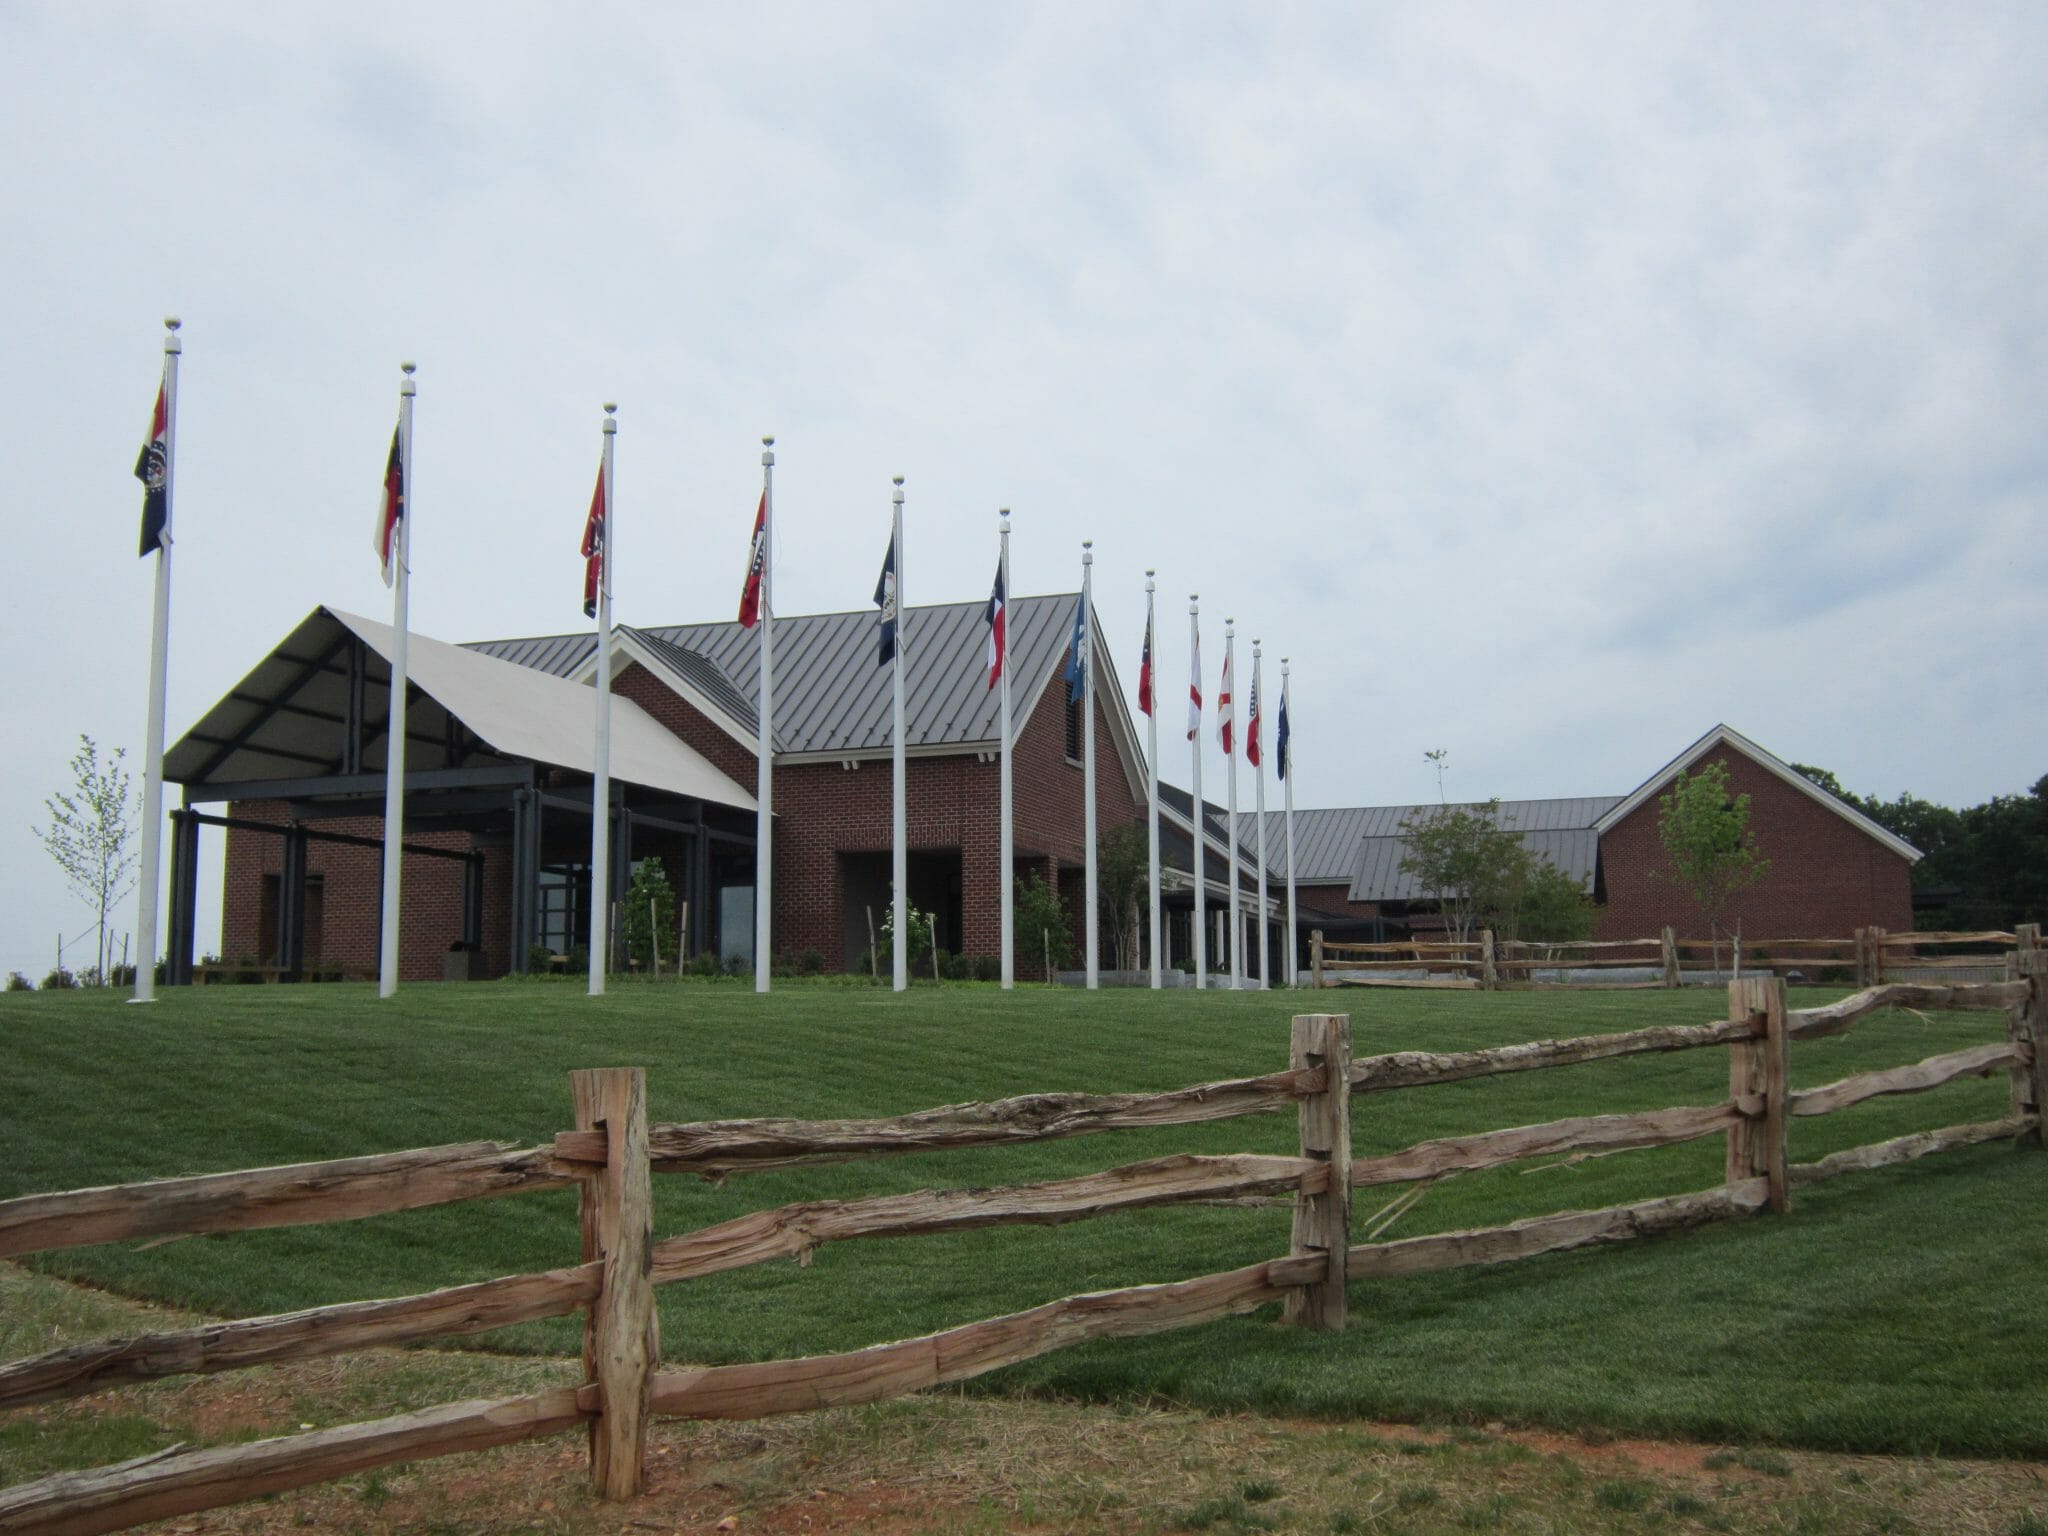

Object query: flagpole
[1224,619,1240,989]
[1189,595,1206,992]
[1253,639,1269,991]
[998,510,1014,990]
[130,317,179,1004]
[378,361,415,1000]
[1082,541,1098,990]
[1145,571,1160,989]
[755,437,775,993]
[891,477,908,994]
[1283,657,1297,988]
[588,404,616,997]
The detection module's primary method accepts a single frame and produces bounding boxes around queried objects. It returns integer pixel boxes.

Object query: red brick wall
[221,803,495,981]
[1594,748,1915,941]
[1293,883,1381,924]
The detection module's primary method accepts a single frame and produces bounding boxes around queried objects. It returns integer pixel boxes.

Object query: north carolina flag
[1137,610,1154,716]
[738,490,767,628]
[1246,671,1262,768]
[984,560,1006,688]
[1217,646,1234,756]
[373,425,404,587]
[1186,624,1202,741]
[580,461,607,619]
[874,530,899,665]
[1276,679,1291,781]
[134,376,170,557]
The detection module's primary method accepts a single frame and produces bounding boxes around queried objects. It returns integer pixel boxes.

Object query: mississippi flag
[373,426,404,587]
[983,561,1006,688]
[738,491,767,627]
[1217,646,1234,756]
[580,462,607,619]
[1246,672,1262,768]
[874,531,899,665]
[134,377,170,557]
[1187,625,1202,741]
[1276,679,1291,781]
[1137,611,1154,716]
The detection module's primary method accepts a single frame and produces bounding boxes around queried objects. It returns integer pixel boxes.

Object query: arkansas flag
[373,426,404,587]
[1246,671,1262,767]
[1137,611,1154,716]
[738,491,767,627]
[1217,646,1234,756]
[1186,624,1202,741]
[580,462,607,619]
[984,560,1006,688]
[134,377,170,557]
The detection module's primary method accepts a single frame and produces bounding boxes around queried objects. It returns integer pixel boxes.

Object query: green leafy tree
[1657,762,1769,972]
[1097,824,1148,973]
[620,857,678,972]
[1014,870,1075,977]
[1399,800,1525,944]
[878,901,934,976]
[1494,851,1597,947]
[35,735,137,984]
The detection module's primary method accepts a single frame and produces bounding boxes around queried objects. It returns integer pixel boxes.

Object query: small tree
[619,857,678,972]
[1096,824,1148,973]
[877,901,934,976]
[1510,856,1597,947]
[1399,799,1525,944]
[1657,762,1770,974]
[35,735,137,983]
[1013,870,1075,977]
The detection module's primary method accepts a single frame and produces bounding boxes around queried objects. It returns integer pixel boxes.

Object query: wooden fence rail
[2,964,2041,1536]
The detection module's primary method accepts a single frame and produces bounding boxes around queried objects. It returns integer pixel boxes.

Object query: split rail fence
[1312,924,2037,990]
[2,958,2043,1535]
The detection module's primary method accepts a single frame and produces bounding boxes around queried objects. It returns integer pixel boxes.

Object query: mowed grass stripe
[0,979,2040,1455]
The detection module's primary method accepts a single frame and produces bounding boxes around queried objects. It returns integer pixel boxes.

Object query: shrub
[878,904,934,975]
[689,950,719,978]
[798,947,826,976]
[940,949,970,981]
[566,943,589,975]
[525,942,555,974]
[722,951,748,978]
[970,953,1000,983]
[5,971,32,992]
[621,858,679,972]
[1014,872,1074,973]
[41,967,76,990]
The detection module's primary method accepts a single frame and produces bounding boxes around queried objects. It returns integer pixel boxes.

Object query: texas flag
[373,425,404,587]
[984,561,1006,688]
[580,461,607,619]
[134,378,170,557]
[1246,671,1262,768]
[1186,624,1202,741]
[1217,646,1234,756]
[1137,610,1154,716]
[738,491,767,627]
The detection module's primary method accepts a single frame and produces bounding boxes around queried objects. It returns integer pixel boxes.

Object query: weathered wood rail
[3,961,2042,1536]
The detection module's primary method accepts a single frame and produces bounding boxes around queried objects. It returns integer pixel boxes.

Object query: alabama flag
[1186,624,1202,741]
[580,462,607,619]
[738,491,767,627]
[1217,646,1234,756]
[373,425,404,587]
[1137,611,1154,716]
[1246,672,1262,767]
[984,560,1006,688]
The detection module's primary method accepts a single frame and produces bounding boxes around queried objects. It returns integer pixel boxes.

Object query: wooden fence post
[1480,929,1497,990]
[1311,930,1324,991]
[1661,926,1678,988]
[572,1068,656,1500]
[2008,950,2047,1148]
[1283,1013,1352,1331]
[1725,978,1789,1213]
[1871,927,1887,985]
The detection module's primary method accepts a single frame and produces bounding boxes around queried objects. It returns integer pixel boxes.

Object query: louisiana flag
[874,530,899,665]
[373,426,405,587]
[984,560,1006,688]
[1246,672,1262,768]
[1137,611,1154,716]
[134,378,169,556]
[580,462,607,619]
[738,491,767,627]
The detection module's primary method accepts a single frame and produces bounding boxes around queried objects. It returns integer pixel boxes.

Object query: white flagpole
[1082,542,1098,989]
[1283,657,1298,988]
[755,437,775,993]
[1189,595,1206,991]
[378,361,415,1000]
[998,510,1014,990]
[1145,571,1160,989]
[130,317,179,1004]
[1253,640,1269,990]
[588,404,616,997]
[1224,619,1241,989]
[891,476,908,994]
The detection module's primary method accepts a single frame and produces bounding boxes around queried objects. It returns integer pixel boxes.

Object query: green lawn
[1,978,2040,1456]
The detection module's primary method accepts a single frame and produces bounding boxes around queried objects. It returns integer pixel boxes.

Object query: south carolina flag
[984,561,1006,687]
[1186,625,1202,741]
[738,491,767,627]
[1246,672,1262,767]
[134,377,170,557]
[1217,647,1234,756]
[373,425,404,587]
[580,462,607,619]
[1137,611,1154,716]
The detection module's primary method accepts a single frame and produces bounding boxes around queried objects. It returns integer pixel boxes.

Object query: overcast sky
[3,3,2044,981]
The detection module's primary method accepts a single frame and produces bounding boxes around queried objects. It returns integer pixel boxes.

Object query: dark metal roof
[1343,797,1619,903]
[1238,795,1622,887]
[620,626,762,743]
[468,593,1084,758]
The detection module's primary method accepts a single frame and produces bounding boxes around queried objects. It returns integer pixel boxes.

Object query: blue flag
[874,530,898,665]
[1063,592,1088,703]
[1276,681,1291,781]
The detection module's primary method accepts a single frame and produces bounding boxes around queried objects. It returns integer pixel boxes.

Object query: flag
[738,490,767,627]
[1063,592,1088,703]
[1218,646,1234,755]
[373,426,404,587]
[580,461,607,619]
[984,560,1006,688]
[1187,624,1202,741]
[1246,671,1262,767]
[1277,680,1291,781]
[134,378,170,557]
[873,530,898,664]
[1137,610,1154,716]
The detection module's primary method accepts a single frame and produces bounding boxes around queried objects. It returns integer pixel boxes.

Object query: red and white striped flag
[1217,645,1234,756]
[738,491,767,627]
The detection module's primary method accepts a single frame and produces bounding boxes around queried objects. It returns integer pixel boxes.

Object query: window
[1065,693,1082,763]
